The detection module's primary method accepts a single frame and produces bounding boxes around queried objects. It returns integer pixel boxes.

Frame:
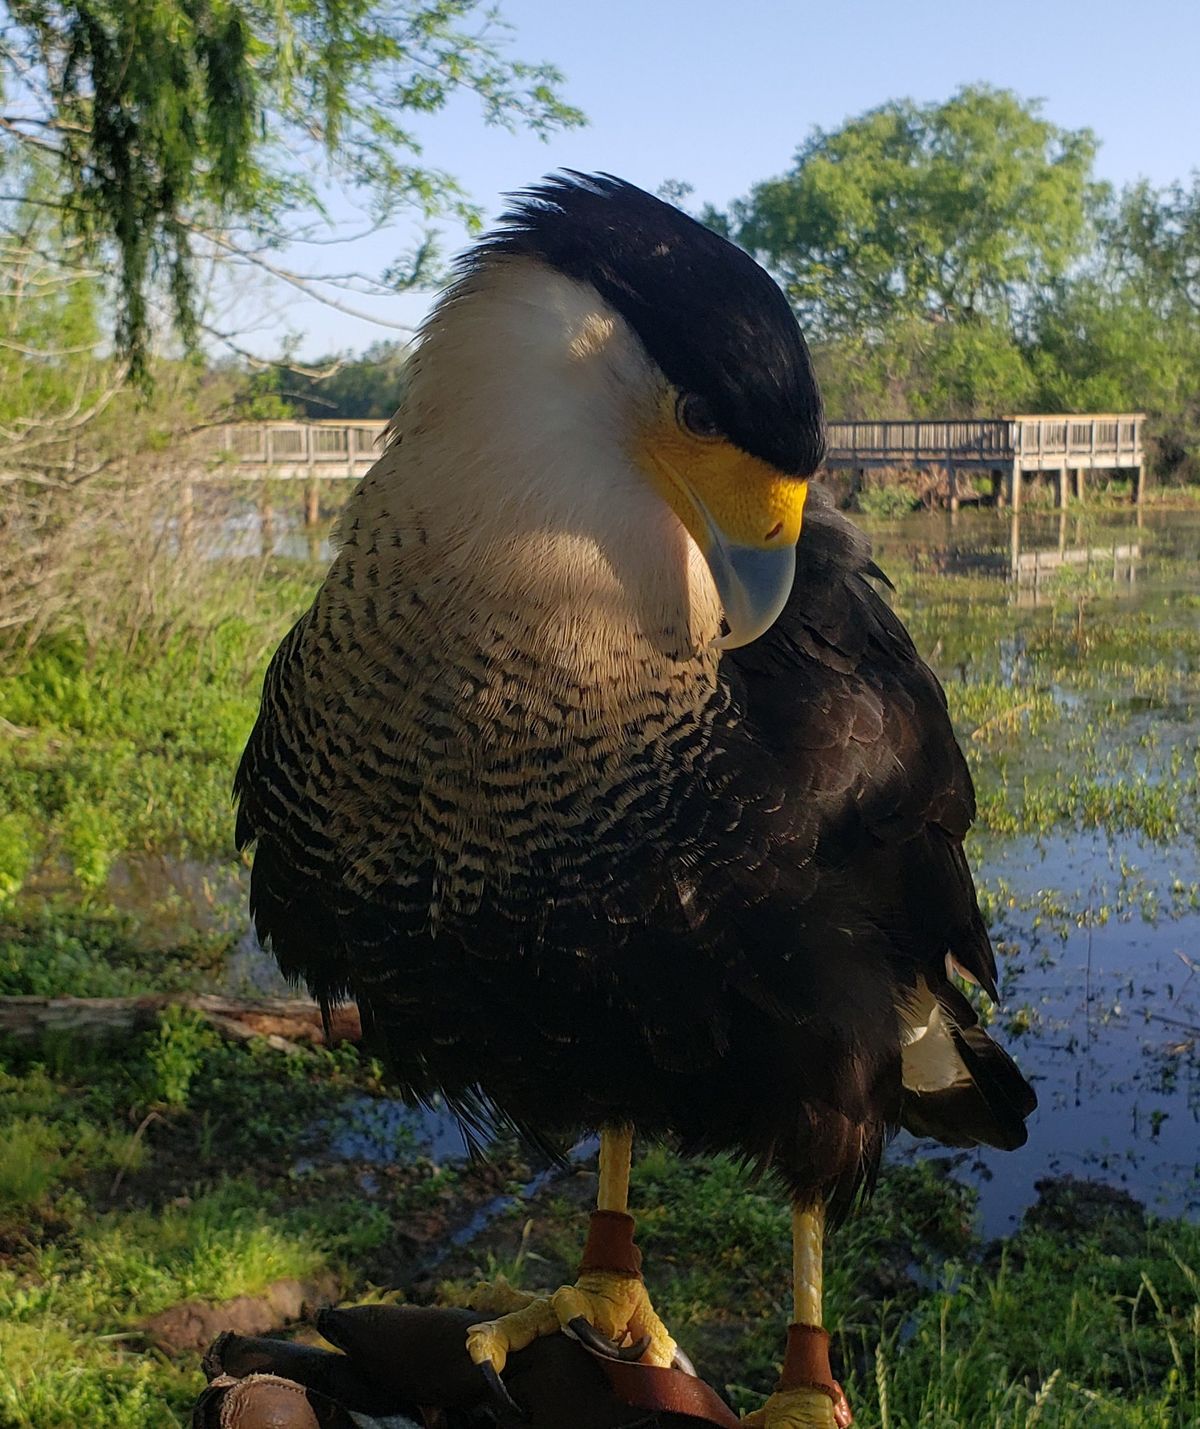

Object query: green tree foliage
[811,319,1037,423]
[0,160,114,449]
[1112,176,1200,317]
[248,340,410,418]
[1029,207,1200,481]
[0,158,278,650]
[730,85,1099,339]
[0,0,583,375]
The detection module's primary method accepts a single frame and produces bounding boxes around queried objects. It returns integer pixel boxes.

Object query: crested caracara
[235,173,1035,1428]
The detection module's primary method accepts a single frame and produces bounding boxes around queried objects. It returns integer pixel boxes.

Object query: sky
[260,0,1200,359]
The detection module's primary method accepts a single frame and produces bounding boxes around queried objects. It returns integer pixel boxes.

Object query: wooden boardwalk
[193,412,1147,510]
[826,414,1146,507]
[198,419,386,481]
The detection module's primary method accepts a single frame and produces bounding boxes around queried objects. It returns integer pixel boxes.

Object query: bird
[234,172,1036,1428]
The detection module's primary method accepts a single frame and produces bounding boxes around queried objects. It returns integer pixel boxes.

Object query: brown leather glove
[193,1304,740,1428]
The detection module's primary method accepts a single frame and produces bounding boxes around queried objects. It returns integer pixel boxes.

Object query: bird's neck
[336,464,724,703]
[359,255,726,677]
[318,465,727,921]
[339,374,726,695]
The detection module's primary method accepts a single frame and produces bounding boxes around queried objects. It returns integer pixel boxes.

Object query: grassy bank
[0,1014,1196,1426]
[0,1011,1194,1423]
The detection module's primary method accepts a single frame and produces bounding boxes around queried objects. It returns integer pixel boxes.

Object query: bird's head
[396,173,824,651]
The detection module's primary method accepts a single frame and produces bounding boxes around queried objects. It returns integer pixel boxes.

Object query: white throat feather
[355,257,725,666]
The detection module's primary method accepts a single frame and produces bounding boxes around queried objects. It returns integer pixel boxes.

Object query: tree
[727,86,1099,340]
[811,318,1037,423]
[0,0,583,375]
[1109,176,1200,317]
[247,339,410,418]
[1029,181,1200,481]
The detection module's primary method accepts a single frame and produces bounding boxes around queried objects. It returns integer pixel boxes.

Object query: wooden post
[1057,466,1069,509]
[303,424,318,529]
[260,491,274,558]
[993,468,1005,509]
[946,448,959,513]
[1073,467,1085,501]
[1133,462,1145,505]
[1009,460,1021,513]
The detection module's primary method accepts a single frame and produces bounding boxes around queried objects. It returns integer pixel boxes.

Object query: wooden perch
[0,993,362,1052]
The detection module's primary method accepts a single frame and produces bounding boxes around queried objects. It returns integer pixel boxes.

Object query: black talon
[567,1317,651,1363]
[568,1316,623,1359]
[200,1330,233,1382]
[616,1333,653,1362]
[478,1360,528,1421]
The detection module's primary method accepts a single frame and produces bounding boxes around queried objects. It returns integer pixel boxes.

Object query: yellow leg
[792,1205,823,1327]
[742,1204,851,1428]
[465,1125,678,1378]
[597,1122,632,1211]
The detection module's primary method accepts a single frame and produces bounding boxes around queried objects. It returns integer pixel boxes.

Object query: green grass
[857,486,919,519]
[0,560,315,910]
[0,1024,461,1427]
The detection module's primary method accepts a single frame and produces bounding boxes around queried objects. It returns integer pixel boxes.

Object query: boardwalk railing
[826,419,1012,467]
[194,412,1147,508]
[826,415,1144,470]
[825,413,1146,507]
[197,419,388,479]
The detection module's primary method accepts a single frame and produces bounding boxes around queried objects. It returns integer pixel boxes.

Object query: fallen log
[0,993,362,1050]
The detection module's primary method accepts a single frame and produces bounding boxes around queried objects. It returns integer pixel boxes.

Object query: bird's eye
[675,393,721,440]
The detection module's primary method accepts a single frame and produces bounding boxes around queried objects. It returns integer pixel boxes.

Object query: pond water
[204,501,1200,1234]
[868,505,1200,1233]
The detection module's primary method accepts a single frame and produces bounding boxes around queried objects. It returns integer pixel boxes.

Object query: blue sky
[268,0,1200,358]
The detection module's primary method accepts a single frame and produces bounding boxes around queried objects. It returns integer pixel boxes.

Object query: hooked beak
[683,490,799,650]
[634,400,808,651]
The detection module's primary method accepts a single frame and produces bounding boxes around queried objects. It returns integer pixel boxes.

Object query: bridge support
[305,476,321,527]
[1056,466,1070,509]
[1133,463,1145,505]
[1009,461,1021,514]
[259,494,274,558]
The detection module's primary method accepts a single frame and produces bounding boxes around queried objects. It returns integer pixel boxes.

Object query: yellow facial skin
[634,390,809,649]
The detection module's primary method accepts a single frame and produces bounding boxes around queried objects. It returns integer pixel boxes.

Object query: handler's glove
[192,1303,741,1428]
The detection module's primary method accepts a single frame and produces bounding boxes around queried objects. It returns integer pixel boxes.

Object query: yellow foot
[442,1273,535,1316]
[742,1386,843,1429]
[465,1268,677,1377]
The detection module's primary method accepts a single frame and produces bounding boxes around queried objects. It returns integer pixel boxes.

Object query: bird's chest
[317,609,727,925]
